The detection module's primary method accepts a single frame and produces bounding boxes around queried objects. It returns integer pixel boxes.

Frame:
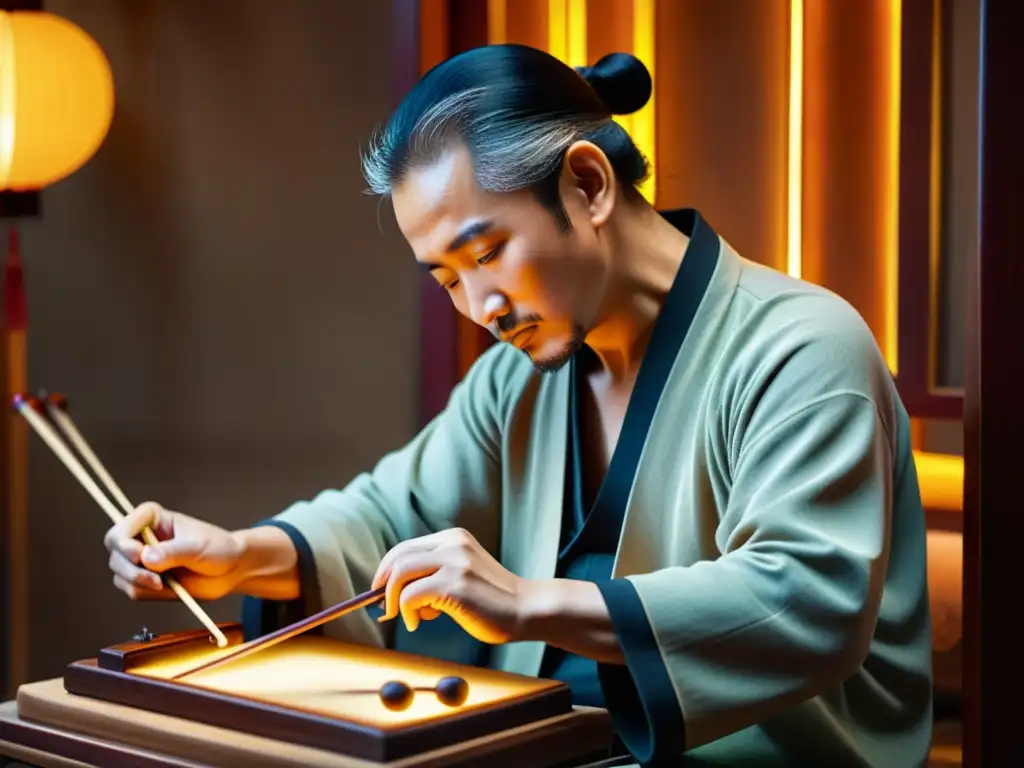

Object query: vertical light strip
[787,0,805,279]
[632,0,656,203]
[885,0,903,373]
[548,0,567,62]
[549,0,587,67]
[926,0,941,385]
[487,0,507,44]
[566,0,587,67]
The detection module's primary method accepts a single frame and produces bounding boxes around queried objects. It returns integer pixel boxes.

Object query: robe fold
[242,209,933,767]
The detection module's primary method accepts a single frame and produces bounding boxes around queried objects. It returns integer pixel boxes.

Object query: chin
[526,334,584,374]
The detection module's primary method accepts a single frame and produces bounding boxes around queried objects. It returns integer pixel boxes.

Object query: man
[105,45,933,766]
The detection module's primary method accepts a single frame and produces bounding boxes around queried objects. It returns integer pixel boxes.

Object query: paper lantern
[0,10,114,191]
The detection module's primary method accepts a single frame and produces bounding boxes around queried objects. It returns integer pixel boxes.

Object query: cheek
[514,242,600,312]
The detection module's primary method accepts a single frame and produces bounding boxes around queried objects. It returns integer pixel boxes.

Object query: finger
[104,531,144,568]
[372,537,441,590]
[127,501,174,538]
[113,573,172,601]
[379,551,443,622]
[109,549,164,592]
[140,537,207,573]
[104,501,168,557]
[396,572,450,632]
[103,517,142,558]
[173,572,227,601]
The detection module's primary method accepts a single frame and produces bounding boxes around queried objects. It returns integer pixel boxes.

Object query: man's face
[392,143,611,372]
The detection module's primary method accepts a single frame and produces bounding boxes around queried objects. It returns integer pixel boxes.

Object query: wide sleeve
[595,322,901,761]
[241,345,515,647]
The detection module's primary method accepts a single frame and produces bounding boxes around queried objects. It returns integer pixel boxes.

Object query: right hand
[103,502,246,601]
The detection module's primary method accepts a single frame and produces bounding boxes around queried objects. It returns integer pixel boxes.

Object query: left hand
[371,528,526,644]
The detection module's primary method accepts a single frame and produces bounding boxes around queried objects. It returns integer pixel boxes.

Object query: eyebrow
[421,220,495,272]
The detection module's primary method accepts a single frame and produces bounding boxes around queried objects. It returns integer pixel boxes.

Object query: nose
[466,285,510,330]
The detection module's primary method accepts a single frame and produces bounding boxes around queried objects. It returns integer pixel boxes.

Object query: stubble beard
[528,323,587,373]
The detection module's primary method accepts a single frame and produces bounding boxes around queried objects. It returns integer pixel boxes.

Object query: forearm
[518,579,626,665]
[229,526,302,601]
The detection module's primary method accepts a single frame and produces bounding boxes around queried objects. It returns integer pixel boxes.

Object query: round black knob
[435,676,469,707]
[379,680,414,711]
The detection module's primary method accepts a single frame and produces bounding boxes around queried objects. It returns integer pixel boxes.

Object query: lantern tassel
[5,228,27,331]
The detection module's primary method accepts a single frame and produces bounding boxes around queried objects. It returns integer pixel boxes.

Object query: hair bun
[575,52,652,115]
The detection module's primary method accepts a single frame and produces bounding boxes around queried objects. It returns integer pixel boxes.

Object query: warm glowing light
[884,0,902,373]
[547,1,587,68]
[487,0,507,44]
[547,0,567,62]
[0,11,114,190]
[566,0,587,68]
[135,635,555,728]
[632,0,656,203]
[787,0,804,279]
[926,0,941,385]
[913,450,964,512]
[545,2,652,202]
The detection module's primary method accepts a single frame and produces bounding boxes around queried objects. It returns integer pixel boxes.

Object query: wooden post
[0,0,42,700]
[961,0,1022,764]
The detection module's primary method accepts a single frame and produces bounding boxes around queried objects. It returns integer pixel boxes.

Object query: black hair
[361,44,652,230]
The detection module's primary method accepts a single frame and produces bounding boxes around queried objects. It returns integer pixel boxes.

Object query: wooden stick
[171,585,386,680]
[12,394,230,649]
[41,395,231,650]
[43,394,134,514]
[14,396,125,526]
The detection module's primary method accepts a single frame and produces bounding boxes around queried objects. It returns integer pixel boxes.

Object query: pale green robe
[248,210,933,767]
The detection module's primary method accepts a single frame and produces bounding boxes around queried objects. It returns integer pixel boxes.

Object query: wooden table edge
[1,681,615,768]
[0,700,209,768]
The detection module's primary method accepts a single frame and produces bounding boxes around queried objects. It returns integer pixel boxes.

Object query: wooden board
[5,681,612,768]
[62,624,575,762]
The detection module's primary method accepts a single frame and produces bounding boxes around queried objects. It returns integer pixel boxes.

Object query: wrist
[514,578,579,643]
[515,578,625,664]
[228,526,301,601]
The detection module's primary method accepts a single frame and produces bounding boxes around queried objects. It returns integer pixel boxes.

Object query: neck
[583,205,690,383]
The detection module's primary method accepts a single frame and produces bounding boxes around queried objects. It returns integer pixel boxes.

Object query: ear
[562,141,616,228]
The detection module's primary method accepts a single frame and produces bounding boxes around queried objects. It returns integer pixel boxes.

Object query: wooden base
[59,624,577,763]
[1,679,613,768]
[64,658,571,763]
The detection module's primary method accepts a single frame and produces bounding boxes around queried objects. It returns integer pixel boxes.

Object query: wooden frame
[962,1,1019,764]
[63,623,573,763]
[407,1,969,426]
[392,0,492,427]
[896,0,964,420]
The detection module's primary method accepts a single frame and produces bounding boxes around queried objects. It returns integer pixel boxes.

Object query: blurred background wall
[6,0,419,683]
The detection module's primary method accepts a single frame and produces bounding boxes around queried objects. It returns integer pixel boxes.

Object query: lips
[509,326,537,349]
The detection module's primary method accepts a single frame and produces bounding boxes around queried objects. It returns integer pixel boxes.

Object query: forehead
[391,145,537,259]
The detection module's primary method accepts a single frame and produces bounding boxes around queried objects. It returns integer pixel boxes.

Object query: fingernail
[142,546,162,563]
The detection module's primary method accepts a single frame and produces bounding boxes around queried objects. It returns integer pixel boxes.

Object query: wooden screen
[397,2,967,524]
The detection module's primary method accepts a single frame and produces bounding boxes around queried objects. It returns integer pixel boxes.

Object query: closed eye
[444,243,505,290]
[476,242,505,265]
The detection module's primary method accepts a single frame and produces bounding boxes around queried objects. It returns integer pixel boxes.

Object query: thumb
[141,538,206,573]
